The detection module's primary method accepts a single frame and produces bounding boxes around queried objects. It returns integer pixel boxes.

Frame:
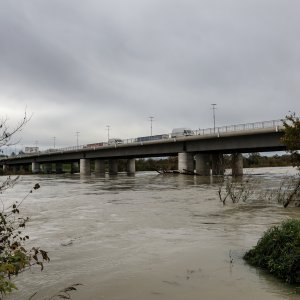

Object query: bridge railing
[45,119,284,152]
[194,119,283,136]
[6,119,284,159]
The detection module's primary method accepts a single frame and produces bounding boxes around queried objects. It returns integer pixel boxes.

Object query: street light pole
[76,131,80,147]
[211,104,217,133]
[149,116,154,137]
[106,125,110,142]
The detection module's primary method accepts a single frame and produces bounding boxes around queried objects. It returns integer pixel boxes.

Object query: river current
[3,167,300,300]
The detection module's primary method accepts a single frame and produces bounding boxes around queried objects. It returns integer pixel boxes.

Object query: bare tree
[0,111,30,148]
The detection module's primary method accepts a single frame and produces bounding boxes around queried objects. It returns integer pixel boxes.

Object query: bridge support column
[178,152,194,173]
[80,159,91,175]
[95,160,105,175]
[43,163,52,174]
[212,153,224,175]
[55,163,63,174]
[3,164,8,173]
[71,162,79,174]
[32,162,40,174]
[126,158,135,175]
[231,153,243,177]
[195,154,211,176]
[109,159,118,175]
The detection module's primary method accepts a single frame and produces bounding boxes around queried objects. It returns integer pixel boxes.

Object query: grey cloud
[0,0,299,149]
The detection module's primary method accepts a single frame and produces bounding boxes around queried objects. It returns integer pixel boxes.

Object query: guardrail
[4,119,284,159]
[194,119,283,136]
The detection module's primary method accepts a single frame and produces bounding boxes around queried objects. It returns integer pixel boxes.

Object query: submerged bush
[244,219,300,284]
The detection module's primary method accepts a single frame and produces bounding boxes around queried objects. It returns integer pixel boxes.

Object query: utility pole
[53,136,56,149]
[106,125,110,142]
[149,116,154,137]
[211,104,217,133]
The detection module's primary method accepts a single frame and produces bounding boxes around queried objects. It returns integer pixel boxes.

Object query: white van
[171,128,194,138]
[108,138,124,145]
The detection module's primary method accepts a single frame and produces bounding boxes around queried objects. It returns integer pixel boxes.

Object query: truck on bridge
[134,134,169,143]
[171,128,194,138]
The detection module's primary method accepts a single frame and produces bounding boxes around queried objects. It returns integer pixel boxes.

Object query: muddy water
[4,167,300,299]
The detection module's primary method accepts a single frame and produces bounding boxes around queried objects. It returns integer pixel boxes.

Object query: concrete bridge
[0,120,286,176]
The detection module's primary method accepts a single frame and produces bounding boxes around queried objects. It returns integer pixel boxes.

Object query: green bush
[244,219,300,284]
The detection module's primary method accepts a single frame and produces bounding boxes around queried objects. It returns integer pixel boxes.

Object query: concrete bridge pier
[212,153,224,175]
[80,159,91,175]
[71,162,79,174]
[231,153,243,177]
[43,163,52,174]
[126,158,135,175]
[95,160,105,175]
[178,152,194,173]
[109,159,118,175]
[32,162,40,174]
[195,154,211,176]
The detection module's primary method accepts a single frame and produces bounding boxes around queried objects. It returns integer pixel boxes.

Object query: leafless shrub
[218,174,300,207]
[218,176,255,205]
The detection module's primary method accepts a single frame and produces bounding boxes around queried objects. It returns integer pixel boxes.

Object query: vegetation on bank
[244,219,300,284]
[0,114,51,298]
[282,113,300,167]
[0,182,49,297]
[242,114,300,286]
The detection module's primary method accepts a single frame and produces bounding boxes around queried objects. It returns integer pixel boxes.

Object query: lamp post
[76,131,80,147]
[211,104,217,133]
[149,116,154,137]
[106,125,110,142]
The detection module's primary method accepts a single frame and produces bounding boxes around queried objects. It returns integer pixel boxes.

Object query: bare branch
[0,110,31,147]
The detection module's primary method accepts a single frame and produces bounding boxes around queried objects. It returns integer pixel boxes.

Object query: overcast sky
[0,0,299,150]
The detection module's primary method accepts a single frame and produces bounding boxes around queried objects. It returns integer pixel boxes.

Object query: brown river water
[3,167,300,300]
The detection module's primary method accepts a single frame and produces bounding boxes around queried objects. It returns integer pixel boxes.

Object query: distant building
[24,146,39,153]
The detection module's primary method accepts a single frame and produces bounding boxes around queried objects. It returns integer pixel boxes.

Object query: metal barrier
[194,119,283,135]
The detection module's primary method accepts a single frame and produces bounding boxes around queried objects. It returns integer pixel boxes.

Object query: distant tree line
[227,153,292,169]
[136,154,292,171]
